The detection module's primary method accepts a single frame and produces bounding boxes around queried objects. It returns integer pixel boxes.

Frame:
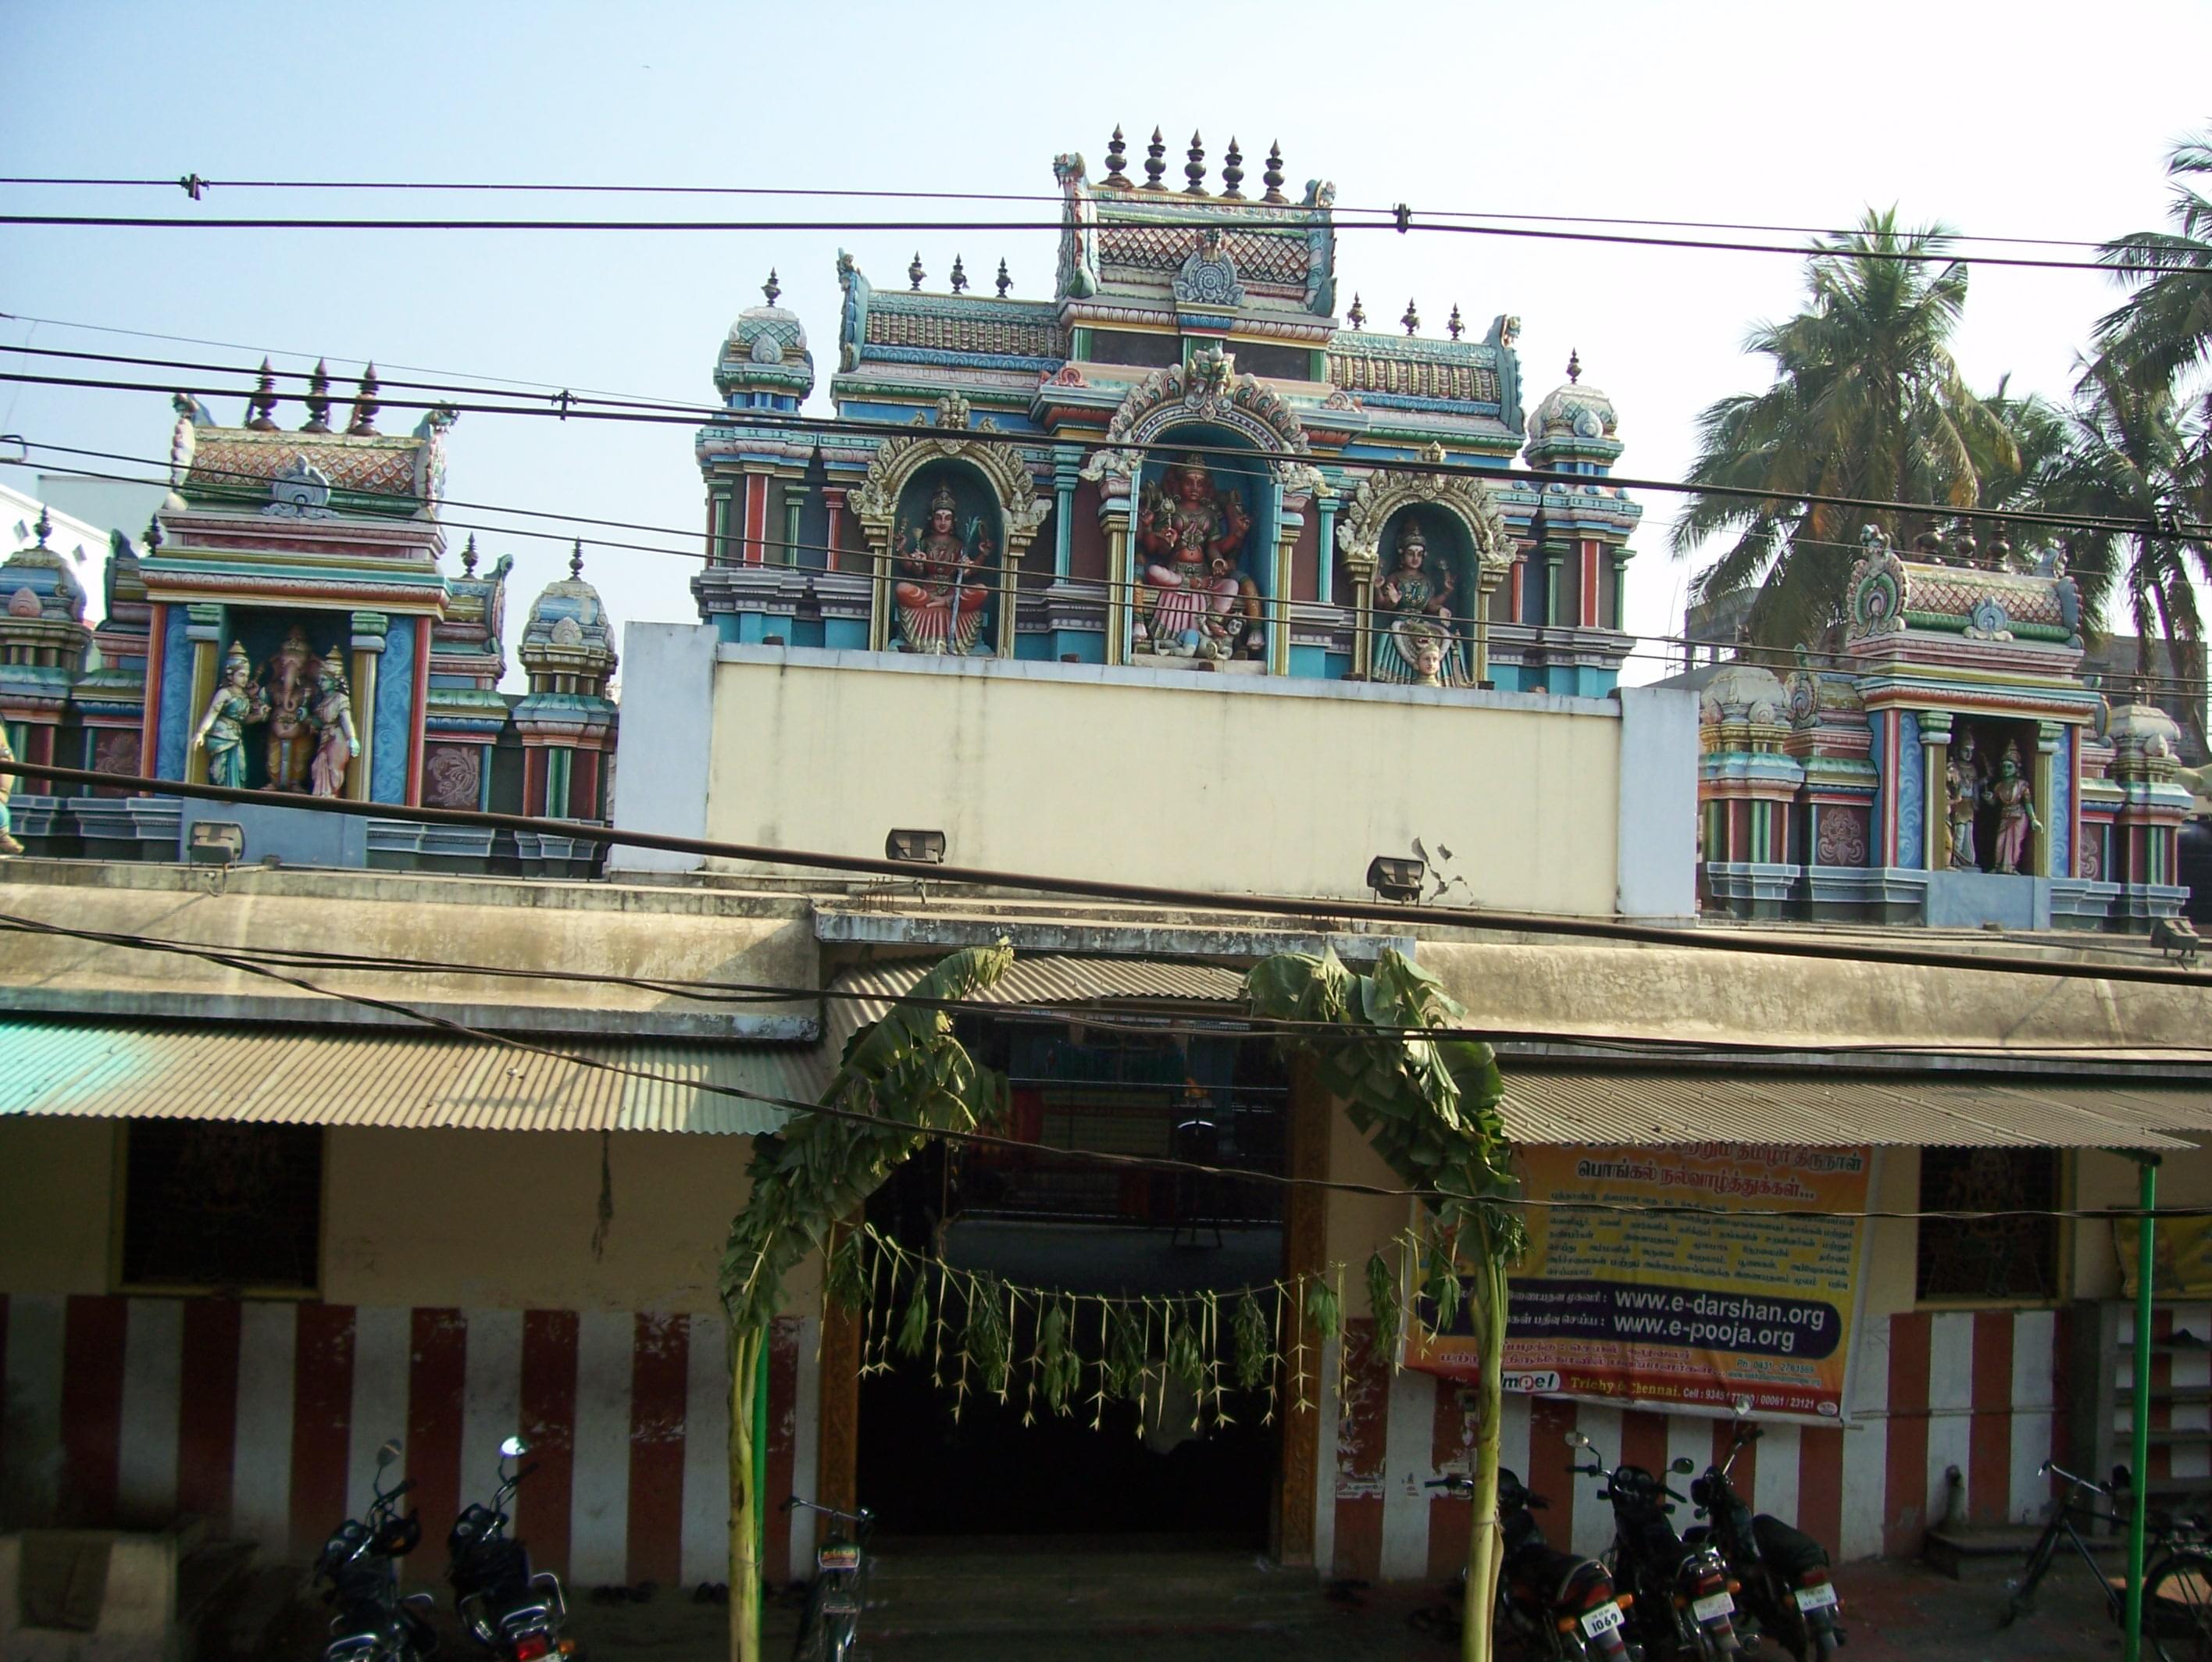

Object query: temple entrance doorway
[854,1014,1289,1546]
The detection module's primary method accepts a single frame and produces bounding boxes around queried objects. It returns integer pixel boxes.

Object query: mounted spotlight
[187,821,244,867]
[2151,915,2202,967]
[886,828,947,865]
[1366,854,1425,901]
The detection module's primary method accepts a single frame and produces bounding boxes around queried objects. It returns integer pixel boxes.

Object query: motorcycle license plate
[1794,1582,1839,1612]
[1580,1601,1626,1636]
[818,1546,861,1571]
[820,1596,862,1615]
[1692,1590,1736,1621]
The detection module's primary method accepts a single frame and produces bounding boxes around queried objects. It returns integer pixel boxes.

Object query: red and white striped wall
[0,1296,818,1589]
[1317,1311,2065,1580]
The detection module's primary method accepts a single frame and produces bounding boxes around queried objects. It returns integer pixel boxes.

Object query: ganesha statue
[1135,455,1261,659]
[890,483,995,654]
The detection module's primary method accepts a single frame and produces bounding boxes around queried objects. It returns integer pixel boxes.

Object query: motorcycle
[447,1434,577,1661]
[1567,1430,1744,1660]
[312,1437,436,1660]
[1685,1403,1845,1660]
[1458,1468,1643,1660]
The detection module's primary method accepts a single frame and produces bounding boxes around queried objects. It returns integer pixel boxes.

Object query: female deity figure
[1136,456,1258,658]
[191,641,267,789]
[1945,728,1982,870]
[307,651,360,799]
[891,483,994,654]
[262,626,316,790]
[1985,741,2042,875]
[1372,522,1468,686]
[0,724,21,857]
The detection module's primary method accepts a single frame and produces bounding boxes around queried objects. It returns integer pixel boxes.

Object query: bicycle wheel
[2147,1552,2212,1662]
[1999,1527,2060,1628]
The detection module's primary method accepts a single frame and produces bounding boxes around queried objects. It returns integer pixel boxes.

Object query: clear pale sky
[5,1,2207,686]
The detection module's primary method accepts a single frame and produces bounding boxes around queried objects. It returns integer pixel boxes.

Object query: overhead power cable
[4,911,2206,1062]
[9,355,2207,544]
[0,206,2169,275]
[1,908,2200,1224]
[4,757,2208,993]
[0,177,2122,248]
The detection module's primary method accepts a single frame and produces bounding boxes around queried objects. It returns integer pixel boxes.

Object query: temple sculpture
[307,652,360,798]
[0,724,20,857]
[692,129,1640,690]
[1135,456,1258,659]
[1372,521,1467,687]
[1678,525,2195,930]
[891,483,995,654]
[262,626,316,790]
[191,642,267,789]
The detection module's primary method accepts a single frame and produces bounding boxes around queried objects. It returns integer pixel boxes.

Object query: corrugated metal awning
[0,1019,797,1135]
[823,955,1247,1054]
[1501,1070,2202,1149]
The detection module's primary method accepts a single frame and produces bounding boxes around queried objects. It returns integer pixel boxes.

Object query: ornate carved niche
[849,394,1050,655]
[1333,448,1513,680]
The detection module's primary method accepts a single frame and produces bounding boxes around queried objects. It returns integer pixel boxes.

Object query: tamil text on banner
[1407,1143,1871,1421]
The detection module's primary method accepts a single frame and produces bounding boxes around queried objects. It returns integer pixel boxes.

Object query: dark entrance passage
[857,1016,1286,1545]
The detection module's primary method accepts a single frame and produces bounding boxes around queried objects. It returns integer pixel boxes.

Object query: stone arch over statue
[1334,448,1513,683]
[850,394,1050,655]
[1083,348,1319,673]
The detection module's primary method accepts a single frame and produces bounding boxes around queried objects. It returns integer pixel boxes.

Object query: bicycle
[782,1494,873,1662]
[2000,1458,2212,1660]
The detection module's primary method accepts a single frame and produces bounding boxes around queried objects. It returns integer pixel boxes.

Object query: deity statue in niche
[1136,455,1260,658]
[890,481,994,654]
[191,641,268,789]
[307,651,360,798]
[261,625,316,790]
[1945,728,1983,869]
[0,725,20,856]
[1371,519,1468,686]
[1985,740,2041,875]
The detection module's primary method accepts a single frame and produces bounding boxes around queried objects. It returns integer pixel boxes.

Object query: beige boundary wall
[674,646,1695,917]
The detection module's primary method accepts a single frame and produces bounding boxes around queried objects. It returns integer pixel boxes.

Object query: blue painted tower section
[372,622,415,804]
[156,604,193,781]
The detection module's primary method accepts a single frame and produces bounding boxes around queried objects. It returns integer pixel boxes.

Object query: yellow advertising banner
[2116,1212,2212,1299]
[1408,1143,1872,1421]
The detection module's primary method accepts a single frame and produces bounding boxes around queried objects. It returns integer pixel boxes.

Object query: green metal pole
[2127,1155,2159,1662]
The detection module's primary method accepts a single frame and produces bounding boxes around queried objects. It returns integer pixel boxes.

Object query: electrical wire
[9,355,2208,544]
[5,910,2207,1063]
[2,907,2201,1224]
[4,757,2208,992]
[0,175,2130,251]
[0,206,2174,276]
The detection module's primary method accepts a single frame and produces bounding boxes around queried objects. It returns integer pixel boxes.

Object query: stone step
[1924,1525,2124,1582]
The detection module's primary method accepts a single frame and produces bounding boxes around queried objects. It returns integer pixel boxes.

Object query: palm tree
[2096,131,2212,402]
[2031,358,2210,753]
[1670,209,2026,647]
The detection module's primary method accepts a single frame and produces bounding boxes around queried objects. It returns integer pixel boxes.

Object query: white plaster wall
[1614,684,1700,918]
[700,648,1627,915]
[608,622,720,872]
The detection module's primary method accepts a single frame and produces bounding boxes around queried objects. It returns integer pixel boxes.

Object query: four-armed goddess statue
[1986,740,2042,875]
[891,483,995,654]
[1136,456,1259,658]
[1371,521,1466,686]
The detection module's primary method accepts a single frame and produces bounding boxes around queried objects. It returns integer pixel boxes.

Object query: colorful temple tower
[5,369,615,871]
[1688,527,2194,929]
[693,131,1640,693]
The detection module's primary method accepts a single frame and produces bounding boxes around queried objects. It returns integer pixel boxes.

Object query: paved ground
[386,1550,2125,1661]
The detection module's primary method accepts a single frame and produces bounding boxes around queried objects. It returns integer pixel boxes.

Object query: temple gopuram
[693,131,1640,695]
[1683,526,2200,929]
[0,366,615,874]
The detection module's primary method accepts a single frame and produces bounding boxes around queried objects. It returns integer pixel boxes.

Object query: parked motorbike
[1567,1431,1744,1660]
[1451,1468,1643,1660]
[312,1437,436,1660]
[1685,1403,1845,1660]
[447,1434,577,1661]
